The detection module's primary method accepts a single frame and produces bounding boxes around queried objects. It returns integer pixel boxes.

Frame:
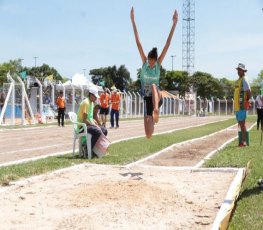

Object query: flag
[99,80,105,86]
[19,71,27,80]
[46,74,53,81]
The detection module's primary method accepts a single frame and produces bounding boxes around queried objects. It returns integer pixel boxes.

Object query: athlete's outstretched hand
[173,10,178,25]
[130,7,135,21]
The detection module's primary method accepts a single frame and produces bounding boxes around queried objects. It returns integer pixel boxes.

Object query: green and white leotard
[140,61,160,96]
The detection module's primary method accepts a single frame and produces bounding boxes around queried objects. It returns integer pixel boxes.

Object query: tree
[24,63,62,81]
[89,65,132,91]
[0,59,23,85]
[218,78,235,99]
[190,71,221,99]
[250,70,263,97]
[0,59,63,87]
[163,70,190,97]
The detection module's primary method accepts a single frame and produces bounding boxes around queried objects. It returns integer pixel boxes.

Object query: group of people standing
[99,86,121,129]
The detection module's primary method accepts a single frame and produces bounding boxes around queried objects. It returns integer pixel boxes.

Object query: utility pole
[33,56,38,67]
[171,55,176,71]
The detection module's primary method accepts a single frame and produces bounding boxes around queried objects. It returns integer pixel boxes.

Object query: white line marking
[1,144,66,155]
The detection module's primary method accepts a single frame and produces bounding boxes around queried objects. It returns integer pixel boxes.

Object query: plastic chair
[68,111,92,159]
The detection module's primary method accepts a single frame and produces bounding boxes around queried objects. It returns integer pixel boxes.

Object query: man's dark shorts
[99,107,109,115]
[144,96,163,116]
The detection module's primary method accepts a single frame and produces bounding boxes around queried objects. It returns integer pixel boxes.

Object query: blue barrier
[0,105,22,118]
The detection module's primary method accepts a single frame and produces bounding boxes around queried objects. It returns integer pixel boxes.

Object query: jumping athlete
[130,7,178,138]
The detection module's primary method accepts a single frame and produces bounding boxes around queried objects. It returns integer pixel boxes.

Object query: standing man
[233,63,251,147]
[255,90,263,130]
[99,87,110,127]
[56,91,66,127]
[110,87,121,129]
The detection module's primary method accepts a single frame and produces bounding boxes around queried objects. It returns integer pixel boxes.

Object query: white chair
[68,111,92,159]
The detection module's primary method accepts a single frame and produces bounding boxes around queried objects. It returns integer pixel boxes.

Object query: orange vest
[56,96,65,108]
[111,93,120,110]
[100,93,110,108]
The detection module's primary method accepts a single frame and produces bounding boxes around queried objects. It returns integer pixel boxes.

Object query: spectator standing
[233,63,251,147]
[56,91,66,127]
[110,87,121,128]
[99,87,110,127]
[0,92,6,124]
[255,91,263,130]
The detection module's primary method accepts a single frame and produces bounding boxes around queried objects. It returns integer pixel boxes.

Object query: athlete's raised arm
[130,7,147,63]
[158,10,178,65]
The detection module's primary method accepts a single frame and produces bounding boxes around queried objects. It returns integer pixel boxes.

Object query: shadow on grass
[238,186,263,201]
[55,154,99,162]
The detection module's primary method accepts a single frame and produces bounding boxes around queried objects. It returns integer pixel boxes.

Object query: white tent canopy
[71,73,93,88]
[55,73,103,91]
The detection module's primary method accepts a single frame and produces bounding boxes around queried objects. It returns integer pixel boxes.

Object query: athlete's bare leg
[144,115,154,139]
[152,84,161,123]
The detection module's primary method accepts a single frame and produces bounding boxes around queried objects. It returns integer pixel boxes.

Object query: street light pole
[83,68,86,76]
[171,55,176,71]
[33,56,38,67]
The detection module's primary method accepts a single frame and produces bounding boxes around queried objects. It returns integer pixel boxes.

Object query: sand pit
[0,164,236,229]
[143,128,237,167]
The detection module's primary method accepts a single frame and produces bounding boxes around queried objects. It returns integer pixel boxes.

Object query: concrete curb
[212,166,248,230]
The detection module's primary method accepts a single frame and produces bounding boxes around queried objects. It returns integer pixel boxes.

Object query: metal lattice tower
[182,0,195,75]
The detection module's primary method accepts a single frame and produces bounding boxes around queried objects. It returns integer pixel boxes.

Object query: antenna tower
[182,0,195,75]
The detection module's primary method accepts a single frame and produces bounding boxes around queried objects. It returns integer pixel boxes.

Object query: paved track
[0,116,231,164]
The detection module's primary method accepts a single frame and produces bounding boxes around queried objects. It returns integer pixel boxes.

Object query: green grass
[0,118,236,185]
[205,123,263,229]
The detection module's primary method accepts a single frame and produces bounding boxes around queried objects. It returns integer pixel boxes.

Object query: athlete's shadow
[237,186,262,201]
[120,172,144,180]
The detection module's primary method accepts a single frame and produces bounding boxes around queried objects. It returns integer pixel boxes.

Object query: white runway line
[0,150,72,168]
[1,144,66,155]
